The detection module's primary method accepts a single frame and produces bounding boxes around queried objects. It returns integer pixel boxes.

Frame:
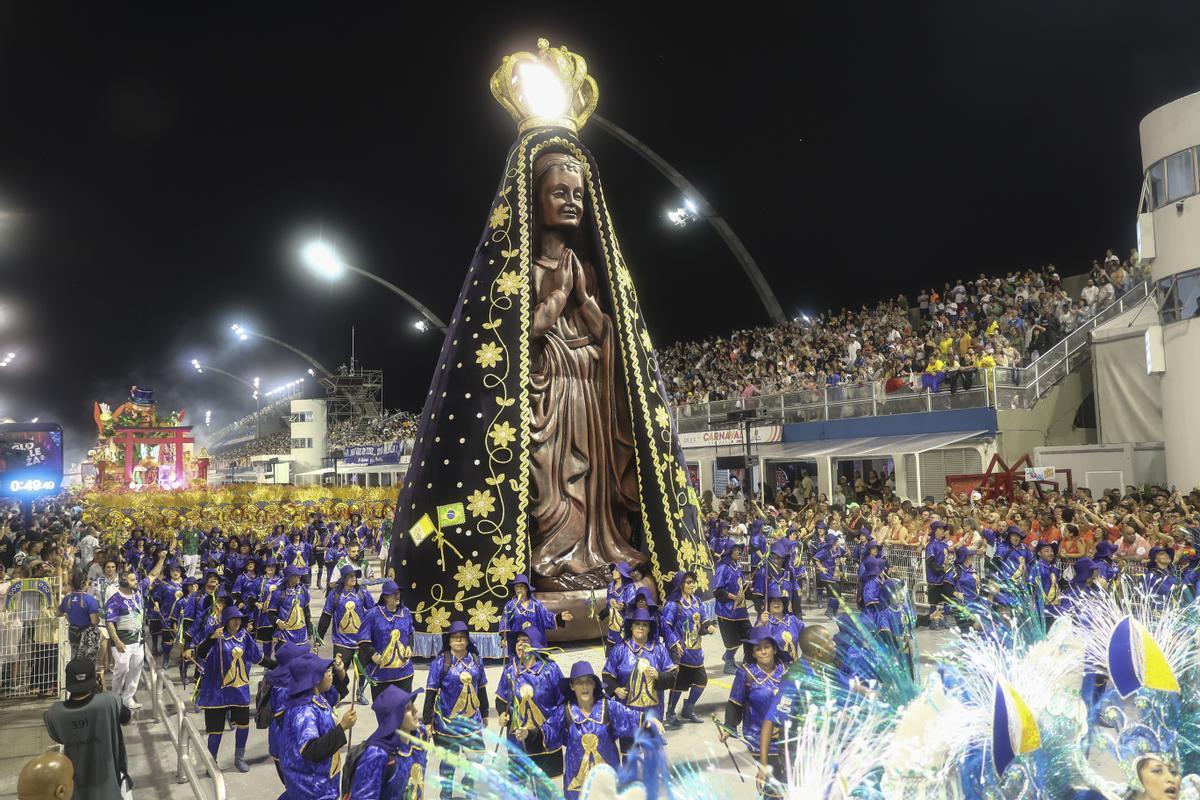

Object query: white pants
[180,554,199,578]
[110,641,144,705]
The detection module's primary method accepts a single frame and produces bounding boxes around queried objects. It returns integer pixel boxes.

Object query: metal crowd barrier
[144,650,227,800]
[0,576,64,701]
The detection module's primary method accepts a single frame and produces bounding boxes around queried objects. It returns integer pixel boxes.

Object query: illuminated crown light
[490,38,599,134]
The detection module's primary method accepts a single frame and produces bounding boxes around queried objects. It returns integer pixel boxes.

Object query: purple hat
[859,556,887,579]
[631,586,659,612]
[769,539,792,559]
[1035,540,1059,557]
[506,625,548,657]
[337,563,361,584]
[378,579,401,597]
[440,620,477,655]
[954,545,975,566]
[1005,526,1023,541]
[765,584,790,601]
[1070,557,1098,587]
[267,642,309,686]
[743,624,781,651]
[366,685,425,748]
[262,555,278,567]
[1148,546,1175,565]
[284,565,305,579]
[510,574,533,592]
[220,606,244,623]
[561,660,603,697]
[286,653,334,700]
[612,562,634,582]
[1094,541,1118,560]
[622,607,658,640]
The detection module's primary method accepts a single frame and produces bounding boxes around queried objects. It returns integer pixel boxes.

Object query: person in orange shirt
[1058,524,1088,560]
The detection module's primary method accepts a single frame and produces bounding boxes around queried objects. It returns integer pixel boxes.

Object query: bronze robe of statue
[528,244,641,588]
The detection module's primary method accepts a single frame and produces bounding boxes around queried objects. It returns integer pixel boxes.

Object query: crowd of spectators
[326,411,418,449]
[658,249,1149,406]
[209,431,291,470]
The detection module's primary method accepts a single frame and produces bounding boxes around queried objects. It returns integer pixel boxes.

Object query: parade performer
[720,625,787,799]
[254,557,282,662]
[602,607,676,746]
[422,620,488,796]
[499,574,572,639]
[1030,539,1066,623]
[283,531,313,585]
[755,585,804,666]
[786,525,807,620]
[924,521,952,629]
[230,557,259,617]
[1143,545,1187,608]
[172,577,198,682]
[950,545,987,633]
[496,627,565,778]
[279,653,358,800]
[1093,540,1121,583]
[261,642,348,788]
[150,564,184,669]
[270,565,312,648]
[660,570,714,728]
[713,540,751,675]
[751,539,794,620]
[541,661,659,800]
[601,563,638,653]
[990,525,1032,607]
[812,530,846,618]
[317,563,375,700]
[349,685,429,800]
[196,606,263,772]
[358,579,415,699]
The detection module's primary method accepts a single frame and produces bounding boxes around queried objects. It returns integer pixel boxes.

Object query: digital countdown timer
[0,423,64,497]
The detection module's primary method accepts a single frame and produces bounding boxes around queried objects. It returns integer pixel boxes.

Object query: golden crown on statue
[490,38,599,134]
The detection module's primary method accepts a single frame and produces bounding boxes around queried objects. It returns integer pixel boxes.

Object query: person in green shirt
[179,526,201,578]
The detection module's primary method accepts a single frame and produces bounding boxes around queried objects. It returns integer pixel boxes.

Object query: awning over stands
[294,467,334,477]
[771,429,990,460]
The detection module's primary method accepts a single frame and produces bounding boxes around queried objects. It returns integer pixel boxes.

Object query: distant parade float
[85,385,207,491]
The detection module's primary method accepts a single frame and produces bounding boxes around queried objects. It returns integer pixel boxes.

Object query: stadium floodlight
[301,239,346,279]
[230,323,250,341]
[264,377,306,398]
[30,417,37,423]
[414,319,428,332]
[0,350,16,367]
[667,201,699,227]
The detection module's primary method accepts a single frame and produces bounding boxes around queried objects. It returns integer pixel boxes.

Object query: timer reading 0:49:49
[9,479,55,493]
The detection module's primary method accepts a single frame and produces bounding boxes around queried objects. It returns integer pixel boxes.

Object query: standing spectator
[76,528,99,576]
[43,657,132,800]
[1115,526,1150,562]
[58,573,100,664]
[104,570,145,711]
[179,524,201,579]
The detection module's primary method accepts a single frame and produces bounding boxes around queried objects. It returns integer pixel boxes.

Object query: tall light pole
[587,114,787,325]
[300,240,449,333]
[191,359,261,438]
[230,324,334,378]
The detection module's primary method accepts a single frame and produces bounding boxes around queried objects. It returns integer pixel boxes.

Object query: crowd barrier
[144,650,227,800]
[0,576,67,701]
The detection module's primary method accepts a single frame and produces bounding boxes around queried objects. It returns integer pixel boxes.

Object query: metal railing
[993,280,1151,409]
[144,653,227,800]
[0,576,64,701]
[671,280,1152,428]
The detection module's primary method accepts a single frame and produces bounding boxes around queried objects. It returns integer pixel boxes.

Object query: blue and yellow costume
[602,607,676,725]
[358,579,415,698]
[269,567,311,646]
[495,627,564,776]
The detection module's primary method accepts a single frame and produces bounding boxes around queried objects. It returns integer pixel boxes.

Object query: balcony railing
[671,280,1151,429]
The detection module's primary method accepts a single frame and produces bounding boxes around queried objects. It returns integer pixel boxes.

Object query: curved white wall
[1139,92,1200,489]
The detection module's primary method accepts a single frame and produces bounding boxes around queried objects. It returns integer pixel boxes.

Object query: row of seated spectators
[658,249,1149,406]
[326,412,419,449]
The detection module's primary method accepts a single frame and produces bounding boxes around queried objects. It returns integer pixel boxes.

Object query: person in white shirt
[847,334,861,364]
[76,529,99,574]
[1096,279,1115,306]
[1081,279,1099,308]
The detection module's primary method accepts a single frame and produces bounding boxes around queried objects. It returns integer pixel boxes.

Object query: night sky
[2,2,1200,464]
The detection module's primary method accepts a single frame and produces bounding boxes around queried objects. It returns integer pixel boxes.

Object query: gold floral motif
[489,204,511,229]
[475,342,504,369]
[425,606,452,634]
[678,539,695,566]
[489,420,517,448]
[495,271,521,296]
[468,600,500,631]
[654,406,670,429]
[466,489,496,518]
[675,466,688,489]
[487,554,519,585]
[454,560,484,591]
[696,570,710,591]
[640,328,653,353]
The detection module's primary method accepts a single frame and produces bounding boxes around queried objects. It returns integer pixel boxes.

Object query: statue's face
[537,164,584,231]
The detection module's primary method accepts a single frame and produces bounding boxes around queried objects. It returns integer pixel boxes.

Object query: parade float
[86,385,206,490]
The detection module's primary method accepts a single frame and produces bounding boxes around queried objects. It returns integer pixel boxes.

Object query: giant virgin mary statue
[393,39,711,654]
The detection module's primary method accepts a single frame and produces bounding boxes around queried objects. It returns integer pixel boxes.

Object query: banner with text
[678,425,783,449]
[342,441,405,465]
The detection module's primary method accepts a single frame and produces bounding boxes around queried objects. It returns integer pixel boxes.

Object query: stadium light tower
[229,324,333,378]
[191,358,261,437]
[300,239,448,333]
[587,114,786,324]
